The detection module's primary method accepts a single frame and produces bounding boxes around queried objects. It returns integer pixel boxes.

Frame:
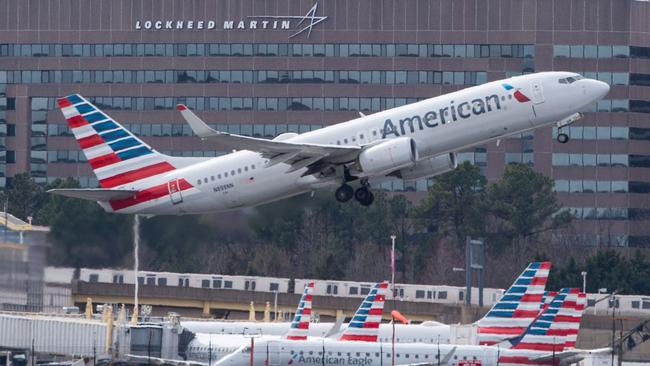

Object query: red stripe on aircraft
[78,134,105,149]
[530,277,548,285]
[100,162,175,188]
[110,179,192,211]
[57,98,72,108]
[286,335,307,340]
[88,153,122,169]
[339,335,377,342]
[363,322,380,328]
[478,326,525,334]
[512,310,540,318]
[514,343,565,351]
[367,308,383,315]
[67,115,88,128]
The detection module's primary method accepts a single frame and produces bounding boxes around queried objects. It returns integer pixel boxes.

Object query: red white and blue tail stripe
[498,289,576,366]
[57,94,197,212]
[57,94,177,189]
[477,262,551,345]
[339,281,388,342]
[285,281,315,340]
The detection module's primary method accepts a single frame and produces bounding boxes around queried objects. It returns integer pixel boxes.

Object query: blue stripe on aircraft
[500,294,523,302]
[522,270,537,277]
[515,278,532,286]
[348,322,364,328]
[507,286,527,294]
[493,303,519,310]
[109,137,140,152]
[75,104,95,114]
[529,262,541,269]
[93,121,119,133]
[100,129,129,142]
[486,310,514,318]
[527,329,548,335]
[84,112,106,123]
[117,146,152,160]
[353,316,367,322]
[67,95,83,104]
[357,309,369,315]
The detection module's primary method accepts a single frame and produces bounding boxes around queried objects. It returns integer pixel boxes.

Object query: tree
[415,162,487,247]
[485,163,572,265]
[5,173,43,221]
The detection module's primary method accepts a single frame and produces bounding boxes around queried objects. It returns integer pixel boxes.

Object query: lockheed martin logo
[134,2,327,39]
[248,3,327,38]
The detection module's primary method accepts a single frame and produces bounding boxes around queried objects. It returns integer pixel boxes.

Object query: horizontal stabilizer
[47,188,138,201]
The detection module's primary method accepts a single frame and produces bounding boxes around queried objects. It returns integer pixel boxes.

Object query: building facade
[0,0,649,247]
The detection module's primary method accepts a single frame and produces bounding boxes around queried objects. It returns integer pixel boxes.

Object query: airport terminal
[1,0,650,365]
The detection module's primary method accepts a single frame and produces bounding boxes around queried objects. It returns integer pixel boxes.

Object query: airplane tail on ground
[339,281,389,342]
[285,281,315,340]
[498,289,591,366]
[476,262,552,345]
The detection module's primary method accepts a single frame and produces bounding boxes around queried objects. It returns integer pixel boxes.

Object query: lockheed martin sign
[134,2,327,38]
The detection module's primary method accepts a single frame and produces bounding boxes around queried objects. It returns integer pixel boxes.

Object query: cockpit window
[558,75,583,84]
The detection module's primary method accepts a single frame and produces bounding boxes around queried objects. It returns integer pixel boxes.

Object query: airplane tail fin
[57,94,188,189]
[339,281,389,342]
[511,288,578,352]
[285,281,315,340]
[476,262,551,345]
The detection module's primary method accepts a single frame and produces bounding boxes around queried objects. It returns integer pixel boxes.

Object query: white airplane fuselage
[215,338,503,366]
[105,72,609,214]
[183,322,451,363]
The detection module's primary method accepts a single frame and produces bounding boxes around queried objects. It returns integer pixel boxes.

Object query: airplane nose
[587,79,610,100]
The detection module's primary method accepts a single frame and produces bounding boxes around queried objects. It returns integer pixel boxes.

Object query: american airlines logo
[134,2,327,39]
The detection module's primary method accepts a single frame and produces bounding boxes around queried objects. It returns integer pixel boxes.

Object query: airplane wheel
[335,184,354,202]
[355,187,374,206]
[557,133,570,144]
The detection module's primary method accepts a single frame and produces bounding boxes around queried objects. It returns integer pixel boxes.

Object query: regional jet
[49,72,609,214]
[215,289,609,366]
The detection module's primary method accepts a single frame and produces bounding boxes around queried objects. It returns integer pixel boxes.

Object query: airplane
[184,282,388,362]
[48,72,609,214]
[182,262,550,346]
[214,288,609,366]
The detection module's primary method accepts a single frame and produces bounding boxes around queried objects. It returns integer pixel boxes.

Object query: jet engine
[358,137,418,175]
[392,152,458,180]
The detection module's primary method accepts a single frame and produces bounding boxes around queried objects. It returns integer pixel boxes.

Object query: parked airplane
[183,262,549,349]
[49,72,609,214]
[184,282,387,362]
[214,288,607,366]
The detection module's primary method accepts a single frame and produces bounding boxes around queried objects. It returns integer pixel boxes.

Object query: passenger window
[203,178,208,183]
[559,78,567,84]
[567,77,576,83]
[344,138,348,143]
[244,166,248,172]
[225,172,229,177]
[218,174,221,179]
[211,176,215,181]
[197,180,201,185]
[231,170,235,175]
[252,164,256,169]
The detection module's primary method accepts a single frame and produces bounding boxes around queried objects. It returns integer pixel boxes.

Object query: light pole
[390,234,396,298]
[581,271,587,293]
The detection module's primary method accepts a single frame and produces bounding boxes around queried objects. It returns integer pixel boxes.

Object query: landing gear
[354,187,374,206]
[335,184,354,202]
[557,132,569,144]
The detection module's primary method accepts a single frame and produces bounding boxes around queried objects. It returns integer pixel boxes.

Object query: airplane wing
[529,347,612,363]
[177,104,361,173]
[47,188,138,201]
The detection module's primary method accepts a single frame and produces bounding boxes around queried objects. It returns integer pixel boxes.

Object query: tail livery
[339,281,389,342]
[476,262,551,345]
[499,288,588,366]
[285,281,315,340]
[52,94,197,212]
